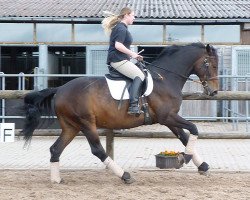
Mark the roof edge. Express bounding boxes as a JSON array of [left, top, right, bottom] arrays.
[[0, 16, 249, 24]]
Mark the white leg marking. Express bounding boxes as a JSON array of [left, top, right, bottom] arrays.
[[185, 134, 198, 155], [192, 149, 203, 167], [50, 162, 61, 183], [103, 157, 124, 178]]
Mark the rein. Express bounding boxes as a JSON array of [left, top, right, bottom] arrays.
[[141, 56, 217, 86], [142, 60, 202, 85]]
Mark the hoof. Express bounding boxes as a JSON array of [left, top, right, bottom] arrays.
[[198, 162, 210, 176], [123, 177, 136, 184], [178, 153, 193, 165], [121, 172, 136, 184], [199, 171, 210, 176], [178, 154, 184, 165], [183, 154, 193, 164]]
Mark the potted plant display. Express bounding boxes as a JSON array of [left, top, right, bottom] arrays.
[[155, 150, 183, 169]]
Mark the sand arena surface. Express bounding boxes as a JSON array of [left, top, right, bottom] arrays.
[[0, 169, 249, 200]]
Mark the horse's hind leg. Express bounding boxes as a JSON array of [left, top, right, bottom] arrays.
[[83, 127, 135, 184], [50, 124, 79, 183], [163, 113, 199, 164], [168, 126, 209, 174]]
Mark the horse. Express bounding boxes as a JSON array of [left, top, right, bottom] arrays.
[[20, 43, 219, 184]]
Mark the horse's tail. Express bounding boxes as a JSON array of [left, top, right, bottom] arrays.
[[20, 88, 58, 147]]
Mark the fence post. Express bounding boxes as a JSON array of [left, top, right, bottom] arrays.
[[0, 72, 5, 123], [106, 130, 114, 159]]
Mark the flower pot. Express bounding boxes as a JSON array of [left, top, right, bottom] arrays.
[[155, 154, 183, 169]]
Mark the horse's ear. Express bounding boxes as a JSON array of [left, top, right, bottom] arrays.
[[206, 44, 211, 54]]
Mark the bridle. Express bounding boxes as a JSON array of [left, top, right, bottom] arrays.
[[199, 55, 218, 91]]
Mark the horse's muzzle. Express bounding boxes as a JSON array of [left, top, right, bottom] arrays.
[[204, 87, 218, 96], [210, 90, 218, 96], [202, 81, 218, 96]]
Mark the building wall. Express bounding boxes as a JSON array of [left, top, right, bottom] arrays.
[[242, 30, 250, 44], [0, 21, 250, 123]]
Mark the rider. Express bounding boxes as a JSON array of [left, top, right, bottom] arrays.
[[102, 7, 145, 116]]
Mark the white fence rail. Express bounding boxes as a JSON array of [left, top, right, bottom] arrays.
[[0, 71, 250, 131]]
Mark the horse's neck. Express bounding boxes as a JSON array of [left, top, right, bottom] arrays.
[[151, 46, 206, 97], [149, 72, 185, 102], [153, 61, 193, 91], [163, 72, 187, 92]]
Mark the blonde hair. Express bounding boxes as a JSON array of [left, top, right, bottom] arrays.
[[102, 7, 133, 36]]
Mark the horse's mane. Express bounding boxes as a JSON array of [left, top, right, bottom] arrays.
[[157, 43, 207, 59]]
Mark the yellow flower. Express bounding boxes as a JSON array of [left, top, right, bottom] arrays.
[[159, 150, 179, 156]]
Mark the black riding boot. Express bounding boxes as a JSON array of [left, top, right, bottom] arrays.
[[128, 77, 143, 116]]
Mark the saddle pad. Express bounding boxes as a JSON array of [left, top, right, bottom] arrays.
[[105, 72, 153, 100]]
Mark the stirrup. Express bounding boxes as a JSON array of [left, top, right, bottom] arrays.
[[127, 105, 143, 117]]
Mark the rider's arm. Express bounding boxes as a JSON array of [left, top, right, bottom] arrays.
[[115, 41, 143, 60]]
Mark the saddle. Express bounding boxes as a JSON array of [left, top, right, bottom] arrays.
[[104, 63, 153, 100]]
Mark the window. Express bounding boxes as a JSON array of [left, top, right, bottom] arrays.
[[75, 24, 109, 42], [204, 25, 240, 43], [0, 23, 33, 42], [238, 50, 250, 75], [166, 25, 201, 42], [129, 25, 163, 43], [36, 24, 71, 42]]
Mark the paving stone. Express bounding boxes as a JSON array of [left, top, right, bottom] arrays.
[[1, 134, 250, 172]]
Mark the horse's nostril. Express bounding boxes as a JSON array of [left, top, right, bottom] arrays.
[[210, 90, 218, 96]]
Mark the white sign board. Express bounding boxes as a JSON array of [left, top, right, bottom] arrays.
[[0, 123, 15, 142]]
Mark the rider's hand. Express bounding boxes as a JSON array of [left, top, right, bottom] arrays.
[[136, 55, 143, 61], [131, 52, 143, 61]]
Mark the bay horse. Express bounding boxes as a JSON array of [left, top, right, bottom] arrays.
[[21, 43, 219, 184]]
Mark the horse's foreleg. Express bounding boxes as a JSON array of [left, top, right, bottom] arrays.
[[50, 128, 78, 183], [168, 126, 209, 174], [84, 129, 135, 184]]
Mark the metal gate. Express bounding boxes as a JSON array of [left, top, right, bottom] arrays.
[[86, 45, 109, 75], [86, 45, 138, 75], [231, 47, 250, 121]]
